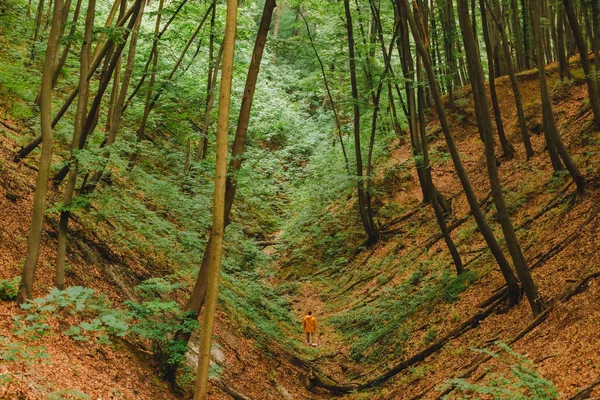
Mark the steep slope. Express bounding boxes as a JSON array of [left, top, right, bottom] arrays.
[[273, 58, 600, 399]]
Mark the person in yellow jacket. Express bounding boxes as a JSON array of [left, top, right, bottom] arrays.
[[303, 311, 317, 345]]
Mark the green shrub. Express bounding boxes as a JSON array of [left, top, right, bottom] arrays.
[[441, 343, 558, 399], [0, 277, 20, 300]]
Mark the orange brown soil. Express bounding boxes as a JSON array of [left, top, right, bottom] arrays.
[[3, 57, 600, 400], [280, 59, 600, 399], [0, 120, 316, 398]]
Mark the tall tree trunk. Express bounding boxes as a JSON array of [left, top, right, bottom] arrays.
[[169, 0, 277, 379], [80, 1, 141, 195], [485, 0, 534, 158], [531, 0, 586, 193], [195, 4, 218, 163], [30, 0, 46, 60], [557, 5, 573, 79], [300, 10, 350, 172], [481, 0, 515, 159], [458, 0, 544, 315], [15, 2, 139, 162], [562, 0, 600, 126], [56, 0, 95, 290], [18, 0, 64, 304], [193, 0, 237, 395], [52, 0, 144, 185], [397, 0, 521, 305], [345, 0, 378, 245], [127, 0, 165, 168]]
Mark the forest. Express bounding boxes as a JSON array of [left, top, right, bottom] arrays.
[[1, 0, 600, 398]]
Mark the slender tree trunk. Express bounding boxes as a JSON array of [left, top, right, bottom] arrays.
[[345, 0, 378, 245], [481, 0, 514, 159], [194, 4, 218, 163], [92, 0, 122, 61], [18, 0, 64, 304], [557, 5, 573, 79], [127, 0, 165, 169], [15, 3, 139, 161], [30, 0, 46, 60], [193, 0, 237, 395], [56, 0, 95, 290], [52, 0, 144, 185], [563, 0, 600, 126], [397, 0, 521, 305], [485, 0, 534, 158], [121, 0, 192, 112], [531, 0, 586, 193], [458, 0, 544, 315], [169, 1, 277, 377], [300, 11, 350, 172]]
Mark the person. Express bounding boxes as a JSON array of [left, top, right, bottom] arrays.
[[302, 311, 317, 345]]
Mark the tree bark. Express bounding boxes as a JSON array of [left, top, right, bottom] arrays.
[[345, 0, 379, 245], [14, 2, 139, 162], [56, 0, 95, 290], [170, 0, 277, 376], [562, 0, 600, 126], [485, 0, 534, 158], [457, 0, 544, 315], [531, 0, 586, 193], [18, 0, 64, 303], [193, 0, 237, 394], [397, 0, 521, 305], [480, 0, 515, 159]]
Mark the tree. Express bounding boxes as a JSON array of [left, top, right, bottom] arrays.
[[193, 0, 238, 395], [169, 0, 277, 377], [562, 0, 600, 127], [457, 0, 544, 315], [530, 0, 586, 193], [55, 0, 95, 289], [18, 0, 64, 303], [397, 0, 521, 305], [344, 0, 379, 246]]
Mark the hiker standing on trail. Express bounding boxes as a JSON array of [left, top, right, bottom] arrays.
[[303, 311, 317, 345]]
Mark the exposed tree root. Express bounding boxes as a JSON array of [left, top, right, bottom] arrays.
[[569, 376, 600, 400], [213, 378, 255, 400]]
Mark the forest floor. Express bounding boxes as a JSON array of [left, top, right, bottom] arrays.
[[273, 58, 600, 399], [0, 113, 317, 398], [3, 56, 600, 400]]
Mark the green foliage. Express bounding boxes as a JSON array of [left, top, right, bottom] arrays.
[[14, 287, 129, 342], [0, 276, 20, 300], [441, 344, 558, 399], [440, 270, 478, 303], [331, 262, 477, 362]]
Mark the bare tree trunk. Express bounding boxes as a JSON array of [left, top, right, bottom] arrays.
[[169, 1, 277, 381], [458, 0, 544, 315], [397, 0, 521, 305], [300, 10, 350, 172], [18, 0, 64, 304], [30, 0, 46, 60], [557, 5, 573, 79], [485, 0, 534, 158], [194, 4, 219, 163], [15, 3, 139, 161], [531, 0, 586, 193], [56, 0, 95, 290], [563, 0, 600, 126], [481, 0, 515, 159], [193, 0, 237, 394], [52, 0, 144, 185], [345, 0, 378, 245], [126, 0, 165, 169]]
